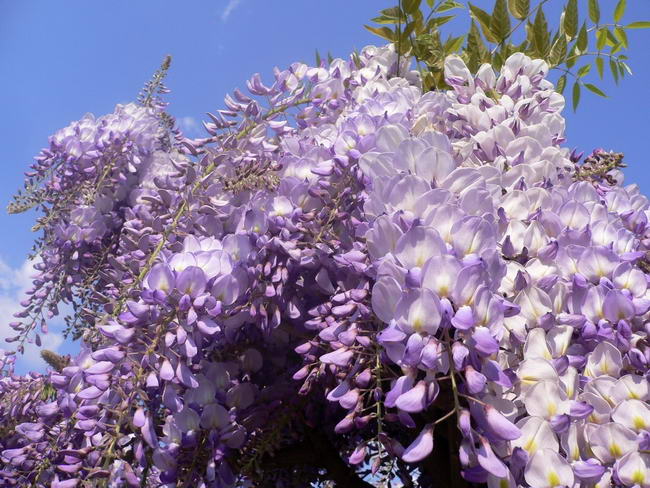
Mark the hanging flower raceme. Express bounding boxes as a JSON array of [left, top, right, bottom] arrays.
[[2, 43, 650, 488]]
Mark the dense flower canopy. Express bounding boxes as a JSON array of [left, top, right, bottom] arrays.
[[1, 44, 650, 487]]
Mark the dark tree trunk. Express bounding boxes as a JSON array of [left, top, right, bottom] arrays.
[[259, 430, 374, 488]]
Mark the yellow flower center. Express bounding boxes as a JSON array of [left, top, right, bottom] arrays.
[[633, 416, 647, 430], [547, 471, 561, 487], [609, 443, 623, 458]]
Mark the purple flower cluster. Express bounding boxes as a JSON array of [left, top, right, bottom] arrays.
[[2, 43, 650, 487]]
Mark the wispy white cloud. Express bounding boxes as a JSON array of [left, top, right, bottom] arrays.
[[178, 116, 200, 136], [221, 0, 243, 22], [0, 258, 64, 372]]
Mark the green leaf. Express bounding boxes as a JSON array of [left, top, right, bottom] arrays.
[[605, 29, 619, 47], [380, 7, 401, 19], [549, 34, 567, 66], [444, 34, 466, 53], [403, 0, 421, 15], [595, 56, 604, 78], [566, 43, 578, 68], [507, 0, 529, 20], [577, 23, 588, 52], [352, 51, 362, 69], [469, 3, 499, 43], [428, 15, 456, 28], [364, 25, 395, 41], [427, 0, 435, 7], [371, 15, 400, 25], [596, 28, 608, 50], [577, 64, 592, 78], [563, 0, 578, 39], [532, 7, 550, 57], [403, 21, 417, 39], [436, 0, 463, 12], [627, 21, 650, 29], [466, 20, 490, 71], [491, 0, 511, 42], [556, 74, 567, 94], [620, 60, 633, 75], [584, 83, 607, 97], [614, 26, 629, 48], [572, 81, 581, 111], [610, 58, 620, 83], [588, 0, 600, 24], [614, 0, 626, 23], [315, 50, 322, 67]]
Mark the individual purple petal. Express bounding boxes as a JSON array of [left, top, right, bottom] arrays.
[[76, 386, 103, 400], [133, 408, 146, 428], [146, 263, 175, 293], [385, 375, 415, 408], [549, 414, 570, 433], [485, 405, 521, 441], [319, 348, 354, 367], [465, 366, 487, 394], [84, 361, 114, 375], [377, 324, 407, 343], [141, 415, 158, 448], [483, 360, 512, 388], [327, 381, 350, 403], [176, 266, 207, 298], [394, 226, 446, 269], [160, 359, 174, 381], [396, 381, 435, 413], [196, 317, 221, 335], [476, 436, 508, 477], [603, 289, 635, 322], [452, 306, 475, 330], [402, 425, 434, 463], [569, 400, 594, 419], [91, 347, 125, 363], [573, 459, 605, 481], [472, 328, 499, 356], [348, 444, 367, 465], [51, 479, 79, 488], [176, 362, 199, 388]]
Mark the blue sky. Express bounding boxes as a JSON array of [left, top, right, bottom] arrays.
[[1, 0, 649, 371]]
